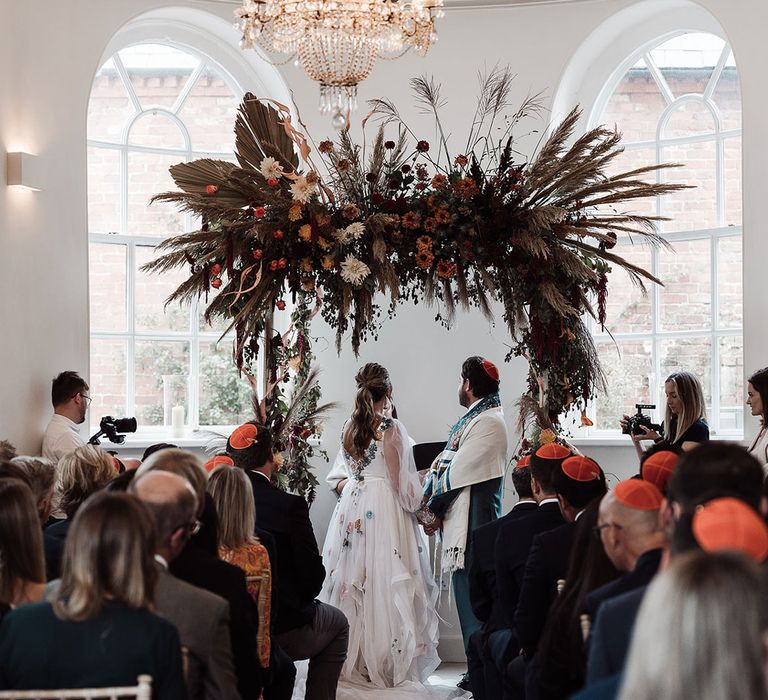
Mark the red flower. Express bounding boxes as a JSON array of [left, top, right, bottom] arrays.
[[205, 184, 218, 195], [416, 140, 430, 153], [269, 260, 278, 271], [278, 258, 287, 269], [401, 164, 411, 174], [267, 178, 279, 187], [210, 263, 222, 276], [365, 172, 377, 183], [253, 206, 266, 218], [273, 229, 284, 239], [454, 154, 469, 167], [211, 278, 222, 289], [319, 140, 334, 154], [276, 299, 286, 310], [253, 249, 263, 260], [371, 192, 384, 205], [384, 140, 396, 149]]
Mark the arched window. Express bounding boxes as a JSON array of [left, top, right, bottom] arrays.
[[88, 42, 253, 435], [589, 32, 742, 436]]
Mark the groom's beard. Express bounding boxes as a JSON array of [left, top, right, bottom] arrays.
[[459, 388, 470, 408]]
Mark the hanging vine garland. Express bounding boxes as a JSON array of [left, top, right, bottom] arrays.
[[144, 70, 686, 498]]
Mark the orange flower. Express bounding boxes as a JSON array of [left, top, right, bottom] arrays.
[[298, 224, 313, 241], [401, 211, 421, 230], [436, 260, 458, 279], [431, 174, 448, 190], [315, 212, 331, 228], [454, 154, 469, 167], [580, 412, 594, 427], [341, 203, 360, 220], [301, 278, 316, 291], [454, 177, 479, 200], [322, 255, 335, 270], [435, 208, 451, 225], [415, 250, 434, 269], [300, 257, 313, 273], [539, 429, 557, 445], [423, 217, 437, 233], [317, 236, 333, 251], [288, 203, 303, 221], [427, 195, 441, 210], [416, 235, 433, 251]]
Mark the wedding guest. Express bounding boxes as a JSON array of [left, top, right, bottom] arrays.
[[228, 422, 348, 700], [11, 456, 55, 523], [638, 446, 681, 495], [422, 356, 509, 691], [44, 444, 115, 579], [617, 551, 768, 700], [0, 479, 46, 622], [132, 470, 241, 700], [0, 492, 186, 698], [621, 371, 709, 459], [41, 371, 89, 462], [746, 367, 768, 468]]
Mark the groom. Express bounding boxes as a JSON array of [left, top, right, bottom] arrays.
[[423, 356, 509, 686]]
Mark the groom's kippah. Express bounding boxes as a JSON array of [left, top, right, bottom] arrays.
[[482, 359, 500, 382], [204, 454, 235, 473], [615, 479, 663, 510], [561, 456, 601, 482], [692, 497, 768, 562], [229, 422, 259, 450], [535, 443, 571, 460], [641, 450, 678, 493]]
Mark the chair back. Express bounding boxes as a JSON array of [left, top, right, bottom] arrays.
[[556, 579, 566, 594], [0, 675, 152, 700], [413, 442, 445, 471]]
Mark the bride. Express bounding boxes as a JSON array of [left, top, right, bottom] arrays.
[[321, 362, 441, 692]]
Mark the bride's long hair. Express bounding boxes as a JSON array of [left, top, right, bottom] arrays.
[[344, 363, 392, 459]]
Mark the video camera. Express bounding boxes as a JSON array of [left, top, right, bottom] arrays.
[[88, 416, 138, 446], [622, 404, 663, 437]]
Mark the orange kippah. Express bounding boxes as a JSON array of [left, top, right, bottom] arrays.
[[692, 497, 768, 563], [204, 455, 235, 473], [482, 359, 500, 382], [641, 451, 678, 492], [229, 423, 259, 450], [516, 454, 531, 468], [615, 479, 663, 511], [561, 455, 601, 482], [536, 443, 571, 460]]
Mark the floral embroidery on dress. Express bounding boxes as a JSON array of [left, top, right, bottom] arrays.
[[343, 417, 395, 481], [365, 510, 374, 519]]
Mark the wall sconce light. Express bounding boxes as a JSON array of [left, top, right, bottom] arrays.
[[7, 152, 43, 191]]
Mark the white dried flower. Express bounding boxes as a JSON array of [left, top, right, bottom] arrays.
[[339, 255, 371, 287], [259, 156, 283, 179], [333, 227, 351, 245], [345, 222, 365, 240], [290, 175, 315, 204]]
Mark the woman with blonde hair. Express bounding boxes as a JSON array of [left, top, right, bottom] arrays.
[[0, 492, 186, 698], [320, 362, 440, 691], [207, 465, 272, 669], [0, 479, 46, 621], [44, 444, 116, 579], [618, 550, 768, 700]]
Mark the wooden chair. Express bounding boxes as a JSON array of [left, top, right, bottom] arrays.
[[0, 675, 152, 700]]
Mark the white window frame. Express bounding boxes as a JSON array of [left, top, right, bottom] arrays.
[[584, 33, 743, 439]]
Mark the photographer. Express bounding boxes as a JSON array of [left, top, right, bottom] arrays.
[[42, 372, 88, 462], [621, 371, 709, 460]]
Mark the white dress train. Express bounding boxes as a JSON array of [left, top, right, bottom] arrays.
[[320, 418, 443, 696]]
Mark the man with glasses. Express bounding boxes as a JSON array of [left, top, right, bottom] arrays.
[[42, 371, 89, 462]]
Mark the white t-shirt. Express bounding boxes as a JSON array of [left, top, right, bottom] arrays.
[[42, 414, 85, 462], [749, 425, 768, 473]]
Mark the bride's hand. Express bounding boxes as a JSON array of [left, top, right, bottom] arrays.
[[335, 478, 349, 496]]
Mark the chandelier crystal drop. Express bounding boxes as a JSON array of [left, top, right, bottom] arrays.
[[236, 0, 443, 125]]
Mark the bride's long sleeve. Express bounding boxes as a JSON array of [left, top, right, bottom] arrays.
[[383, 419, 424, 513]]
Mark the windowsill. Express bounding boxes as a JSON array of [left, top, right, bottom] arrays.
[[570, 433, 745, 447]]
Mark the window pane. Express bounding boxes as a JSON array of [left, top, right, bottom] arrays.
[[135, 245, 191, 332], [718, 236, 742, 329], [128, 111, 186, 150], [199, 306, 233, 334], [87, 147, 121, 235], [603, 146, 657, 218], [600, 243, 653, 334], [600, 60, 667, 143], [659, 140, 718, 232], [135, 341, 190, 426], [659, 239, 711, 331], [724, 136, 742, 226], [719, 335, 744, 433], [199, 342, 253, 426], [650, 33, 726, 99], [594, 339, 653, 430], [89, 243, 127, 331], [126, 152, 185, 236], [89, 338, 127, 432], [662, 99, 716, 140], [660, 336, 713, 405], [713, 62, 741, 130], [87, 58, 136, 143], [119, 44, 198, 110], [178, 65, 240, 152]]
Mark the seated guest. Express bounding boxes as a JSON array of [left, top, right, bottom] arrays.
[[0, 441, 17, 461], [142, 442, 178, 462], [525, 500, 619, 700], [0, 479, 47, 621], [638, 447, 680, 495], [41, 371, 89, 462], [467, 460, 537, 700], [0, 492, 186, 698], [44, 445, 115, 579], [11, 456, 55, 523], [227, 422, 349, 700], [207, 465, 272, 670], [583, 480, 666, 619], [139, 448, 264, 700], [617, 551, 768, 700], [132, 470, 241, 700]]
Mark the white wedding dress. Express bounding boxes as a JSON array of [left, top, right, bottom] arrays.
[[319, 417, 445, 698]]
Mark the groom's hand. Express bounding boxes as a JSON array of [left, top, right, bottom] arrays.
[[423, 518, 442, 536]]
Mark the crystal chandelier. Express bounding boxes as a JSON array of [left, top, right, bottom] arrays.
[[236, 0, 443, 127]]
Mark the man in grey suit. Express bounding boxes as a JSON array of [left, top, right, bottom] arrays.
[[132, 471, 242, 700]]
